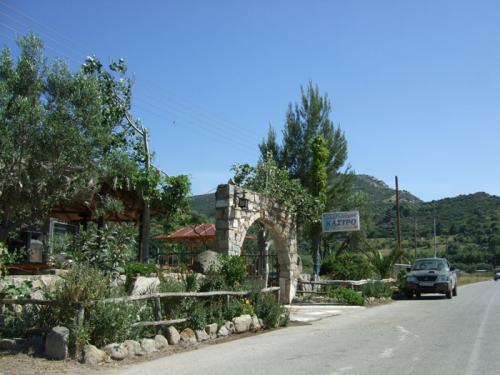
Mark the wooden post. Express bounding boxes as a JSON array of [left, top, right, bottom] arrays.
[[0, 303, 4, 328], [75, 303, 85, 327], [395, 176, 402, 250], [153, 297, 162, 333]]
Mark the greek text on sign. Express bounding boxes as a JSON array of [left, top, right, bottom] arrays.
[[322, 211, 360, 232]]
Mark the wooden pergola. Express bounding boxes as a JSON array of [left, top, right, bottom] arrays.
[[50, 183, 146, 225], [49, 183, 151, 260]]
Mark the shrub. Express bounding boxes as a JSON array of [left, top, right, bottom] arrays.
[[328, 287, 365, 306], [188, 301, 207, 330], [396, 270, 407, 291], [87, 301, 139, 347], [199, 273, 225, 292], [223, 298, 244, 321], [125, 262, 157, 278], [183, 273, 199, 292], [1, 280, 33, 298], [320, 252, 373, 280], [71, 226, 137, 281], [0, 304, 42, 338], [205, 302, 225, 327], [0, 242, 10, 278], [220, 255, 247, 289], [254, 294, 288, 328], [159, 278, 186, 319], [53, 264, 109, 305], [360, 281, 392, 299]]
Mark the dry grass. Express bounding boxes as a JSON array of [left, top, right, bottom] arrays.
[[457, 273, 492, 286]]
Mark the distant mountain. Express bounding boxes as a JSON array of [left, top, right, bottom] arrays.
[[353, 174, 422, 206], [190, 193, 216, 219], [190, 175, 500, 240]]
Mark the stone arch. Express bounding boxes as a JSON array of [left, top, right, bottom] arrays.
[[215, 182, 299, 303]]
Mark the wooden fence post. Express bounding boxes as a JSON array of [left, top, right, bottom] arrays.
[[153, 297, 162, 333], [0, 303, 4, 328], [75, 303, 85, 327]]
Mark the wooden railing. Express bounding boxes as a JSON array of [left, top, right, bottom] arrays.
[[0, 287, 281, 331]]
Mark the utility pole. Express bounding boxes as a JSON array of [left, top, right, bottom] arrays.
[[395, 176, 401, 250], [433, 218, 437, 258], [414, 218, 417, 262], [126, 113, 151, 262]]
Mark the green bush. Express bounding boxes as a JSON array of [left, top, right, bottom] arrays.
[[1, 280, 33, 298], [87, 301, 139, 347], [223, 298, 244, 321], [0, 304, 42, 338], [328, 287, 365, 306], [71, 226, 137, 280], [53, 264, 109, 306], [188, 301, 207, 330], [360, 281, 392, 299], [320, 252, 373, 280], [0, 242, 10, 278], [125, 262, 157, 277], [254, 294, 289, 328], [183, 273, 199, 292], [199, 273, 225, 292], [220, 255, 247, 289], [205, 302, 225, 327], [159, 278, 186, 319]]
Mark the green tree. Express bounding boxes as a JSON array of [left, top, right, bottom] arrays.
[[0, 34, 140, 241], [279, 81, 353, 209], [259, 82, 356, 260], [308, 135, 329, 275]]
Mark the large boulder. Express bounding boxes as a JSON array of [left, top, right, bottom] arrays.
[[45, 326, 69, 360], [193, 250, 220, 274], [103, 343, 128, 360], [250, 315, 261, 332], [232, 315, 252, 333], [224, 321, 235, 334], [205, 323, 218, 339], [123, 340, 144, 357], [180, 328, 197, 345], [217, 326, 230, 337], [140, 338, 158, 354], [164, 326, 181, 345], [154, 335, 169, 350], [83, 345, 109, 365], [195, 329, 210, 342], [131, 277, 160, 295]]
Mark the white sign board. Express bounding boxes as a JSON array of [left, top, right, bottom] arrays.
[[322, 211, 360, 233]]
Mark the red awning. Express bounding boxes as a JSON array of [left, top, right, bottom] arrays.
[[154, 223, 256, 241]]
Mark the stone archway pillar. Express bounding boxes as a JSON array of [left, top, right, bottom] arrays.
[[215, 182, 299, 303]]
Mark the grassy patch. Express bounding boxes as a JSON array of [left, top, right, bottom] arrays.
[[457, 273, 492, 286]]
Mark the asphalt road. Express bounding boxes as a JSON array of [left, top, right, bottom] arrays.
[[111, 280, 500, 375]]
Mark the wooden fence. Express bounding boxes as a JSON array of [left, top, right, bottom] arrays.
[[0, 287, 281, 332]]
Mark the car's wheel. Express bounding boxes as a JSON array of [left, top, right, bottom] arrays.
[[446, 290, 452, 299], [415, 292, 421, 299], [405, 291, 413, 299], [452, 285, 457, 296]]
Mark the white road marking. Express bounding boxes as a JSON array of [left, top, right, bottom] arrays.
[[379, 347, 395, 358]]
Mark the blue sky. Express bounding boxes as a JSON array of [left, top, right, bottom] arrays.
[[1, 0, 500, 201]]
